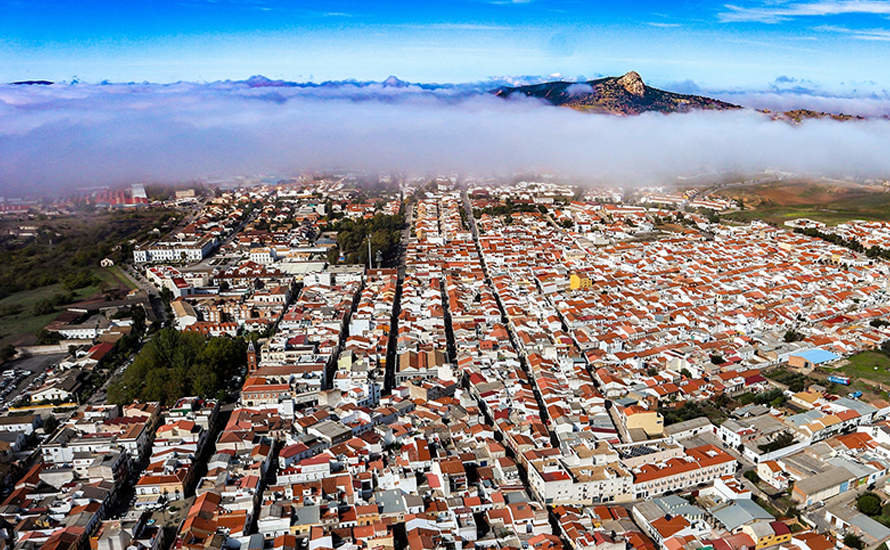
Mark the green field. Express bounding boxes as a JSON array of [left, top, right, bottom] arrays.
[[0, 267, 129, 347], [717, 182, 890, 226], [0, 286, 69, 347], [104, 266, 137, 291], [839, 351, 890, 386], [725, 206, 890, 226]]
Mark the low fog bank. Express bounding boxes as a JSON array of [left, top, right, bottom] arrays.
[[715, 91, 890, 117], [2, 80, 890, 196]]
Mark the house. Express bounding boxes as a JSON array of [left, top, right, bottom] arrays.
[[31, 371, 81, 404], [787, 349, 839, 370], [616, 405, 664, 441], [0, 413, 41, 435], [791, 466, 856, 507], [740, 520, 791, 550], [171, 300, 199, 330], [756, 460, 791, 491]]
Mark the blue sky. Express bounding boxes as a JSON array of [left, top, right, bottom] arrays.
[[1, 0, 890, 92]]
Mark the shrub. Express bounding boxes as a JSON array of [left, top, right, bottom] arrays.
[[858, 492, 883, 516]]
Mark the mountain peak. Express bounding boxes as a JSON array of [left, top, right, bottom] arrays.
[[382, 75, 408, 88], [617, 71, 645, 96], [491, 71, 740, 115], [244, 75, 295, 88]]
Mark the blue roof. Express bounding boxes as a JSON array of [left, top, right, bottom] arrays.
[[793, 348, 839, 364]]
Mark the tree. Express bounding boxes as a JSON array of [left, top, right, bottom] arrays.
[[107, 328, 246, 405], [0, 344, 15, 363], [844, 534, 864, 549], [858, 492, 883, 516], [758, 431, 796, 453], [33, 299, 56, 315], [743, 470, 760, 484], [42, 414, 59, 434], [36, 330, 61, 345], [61, 270, 98, 291]]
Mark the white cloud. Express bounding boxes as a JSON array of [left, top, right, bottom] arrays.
[[2, 80, 890, 195], [720, 1, 890, 23], [815, 23, 890, 39]]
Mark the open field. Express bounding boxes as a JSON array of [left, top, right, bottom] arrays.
[[0, 208, 176, 348], [0, 267, 129, 347], [716, 181, 890, 225], [106, 265, 138, 290], [840, 351, 890, 386], [0, 286, 68, 347]]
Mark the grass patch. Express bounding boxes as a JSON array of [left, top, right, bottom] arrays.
[[0, 268, 124, 347], [0, 285, 70, 346], [725, 207, 890, 226], [718, 181, 890, 226], [765, 367, 812, 392], [841, 352, 890, 386], [106, 266, 137, 291]]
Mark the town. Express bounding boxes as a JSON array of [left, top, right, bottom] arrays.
[[5, 175, 890, 550]]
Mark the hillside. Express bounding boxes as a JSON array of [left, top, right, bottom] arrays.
[[492, 71, 741, 115]]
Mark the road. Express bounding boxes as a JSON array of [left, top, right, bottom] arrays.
[[121, 265, 168, 325], [192, 207, 260, 270]]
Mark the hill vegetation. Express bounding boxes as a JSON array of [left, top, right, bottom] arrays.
[[719, 181, 890, 225], [493, 71, 740, 115], [0, 208, 178, 298], [493, 71, 869, 121]]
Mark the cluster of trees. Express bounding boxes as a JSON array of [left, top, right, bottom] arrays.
[[107, 328, 246, 405], [0, 344, 15, 364], [472, 201, 541, 219], [766, 368, 811, 392], [757, 431, 796, 453], [659, 397, 729, 426], [793, 226, 890, 258], [737, 388, 786, 408], [33, 292, 77, 316], [324, 214, 404, 267], [856, 492, 890, 529]]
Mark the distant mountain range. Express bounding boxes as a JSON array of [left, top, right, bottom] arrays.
[[491, 71, 878, 122], [6, 72, 878, 121], [492, 71, 741, 115]]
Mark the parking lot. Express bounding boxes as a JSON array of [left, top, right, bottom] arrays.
[[0, 352, 66, 410]]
